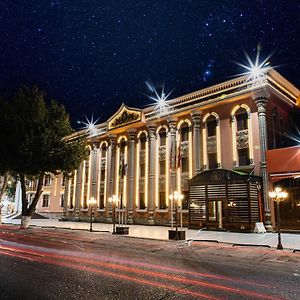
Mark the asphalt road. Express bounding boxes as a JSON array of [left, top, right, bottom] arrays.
[[0, 225, 299, 300]]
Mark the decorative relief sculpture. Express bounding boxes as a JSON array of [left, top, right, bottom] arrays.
[[181, 141, 189, 157], [111, 111, 139, 128], [159, 145, 166, 161], [236, 129, 249, 149], [207, 136, 217, 153]]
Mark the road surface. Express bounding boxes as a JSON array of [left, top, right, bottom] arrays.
[[0, 225, 299, 299]]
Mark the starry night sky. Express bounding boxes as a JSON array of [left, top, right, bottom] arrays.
[[0, 1, 299, 127]]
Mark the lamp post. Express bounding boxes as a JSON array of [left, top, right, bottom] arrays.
[[88, 197, 97, 232], [169, 191, 184, 240], [269, 187, 288, 250], [109, 195, 119, 234]]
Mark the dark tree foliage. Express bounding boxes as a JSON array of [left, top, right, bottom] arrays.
[[0, 86, 88, 224]]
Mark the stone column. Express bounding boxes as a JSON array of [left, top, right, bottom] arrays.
[[253, 92, 272, 231], [147, 123, 156, 224], [90, 143, 99, 201], [74, 162, 84, 221], [61, 177, 69, 221], [106, 135, 116, 222], [127, 129, 136, 224], [168, 117, 177, 226], [191, 110, 203, 175]]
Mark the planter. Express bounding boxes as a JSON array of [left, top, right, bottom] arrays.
[[114, 226, 129, 235], [168, 229, 186, 240]]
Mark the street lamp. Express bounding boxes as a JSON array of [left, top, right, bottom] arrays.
[[269, 187, 288, 250], [169, 191, 184, 240], [108, 195, 119, 234], [88, 197, 97, 232]]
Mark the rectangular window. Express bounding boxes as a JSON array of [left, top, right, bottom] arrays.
[[140, 163, 145, 177], [159, 192, 166, 209], [181, 126, 189, 142], [44, 175, 51, 186], [181, 157, 189, 173], [238, 148, 250, 166], [100, 169, 106, 181], [85, 163, 89, 184], [139, 193, 146, 209], [42, 194, 50, 207], [159, 161, 166, 175], [159, 132, 166, 146], [208, 153, 218, 169], [207, 120, 217, 137], [61, 175, 67, 187], [236, 113, 248, 131], [140, 136, 147, 150], [99, 194, 105, 209]]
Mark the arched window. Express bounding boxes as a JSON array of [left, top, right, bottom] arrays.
[[204, 115, 219, 169], [98, 143, 107, 209], [116, 136, 128, 206], [158, 127, 167, 209], [68, 172, 76, 209], [82, 147, 91, 209], [139, 132, 147, 209], [232, 106, 252, 167]]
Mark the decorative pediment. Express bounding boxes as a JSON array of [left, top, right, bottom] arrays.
[[107, 103, 142, 130]]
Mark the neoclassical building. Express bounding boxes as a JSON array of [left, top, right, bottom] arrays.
[[60, 69, 299, 231]]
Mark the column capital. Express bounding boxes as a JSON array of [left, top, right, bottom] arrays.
[[252, 91, 270, 104], [108, 134, 116, 148], [191, 109, 203, 119], [127, 128, 137, 140]]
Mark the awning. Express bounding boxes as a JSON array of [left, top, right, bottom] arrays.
[[266, 146, 300, 181]]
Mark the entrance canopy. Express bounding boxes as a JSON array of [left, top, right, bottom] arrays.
[[266, 146, 300, 182]]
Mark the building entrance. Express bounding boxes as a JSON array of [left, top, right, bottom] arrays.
[[208, 200, 223, 229]]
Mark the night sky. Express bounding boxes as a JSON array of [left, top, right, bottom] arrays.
[[0, 1, 299, 127]]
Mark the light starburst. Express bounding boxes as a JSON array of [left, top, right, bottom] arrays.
[[81, 115, 100, 137], [146, 81, 173, 117], [235, 47, 272, 83]]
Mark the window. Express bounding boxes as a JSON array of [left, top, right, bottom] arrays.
[[181, 157, 189, 173], [159, 131, 166, 146], [99, 194, 105, 209], [140, 135, 147, 150], [159, 192, 166, 209], [139, 193, 146, 209], [206, 116, 217, 137], [236, 111, 248, 131], [208, 153, 218, 169], [61, 175, 67, 187], [83, 195, 88, 209], [238, 148, 250, 166], [84, 161, 89, 184], [159, 161, 166, 175], [42, 194, 50, 207], [101, 146, 107, 157], [44, 175, 51, 186], [140, 163, 145, 177], [60, 194, 64, 207], [100, 169, 106, 181], [181, 125, 189, 142]]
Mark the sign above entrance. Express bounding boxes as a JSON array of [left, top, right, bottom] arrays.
[[107, 103, 142, 130]]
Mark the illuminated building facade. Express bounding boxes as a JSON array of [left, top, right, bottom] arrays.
[[61, 69, 300, 231]]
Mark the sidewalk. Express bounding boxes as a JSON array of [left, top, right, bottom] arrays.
[[2, 217, 300, 250]]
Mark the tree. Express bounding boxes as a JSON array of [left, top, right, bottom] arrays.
[[0, 86, 88, 228]]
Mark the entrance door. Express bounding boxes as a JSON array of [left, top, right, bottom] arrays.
[[208, 200, 223, 229]]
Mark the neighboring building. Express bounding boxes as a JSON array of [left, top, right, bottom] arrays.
[[58, 69, 299, 231], [27, 173, 65, 218], [267, 146, 300, 230]]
